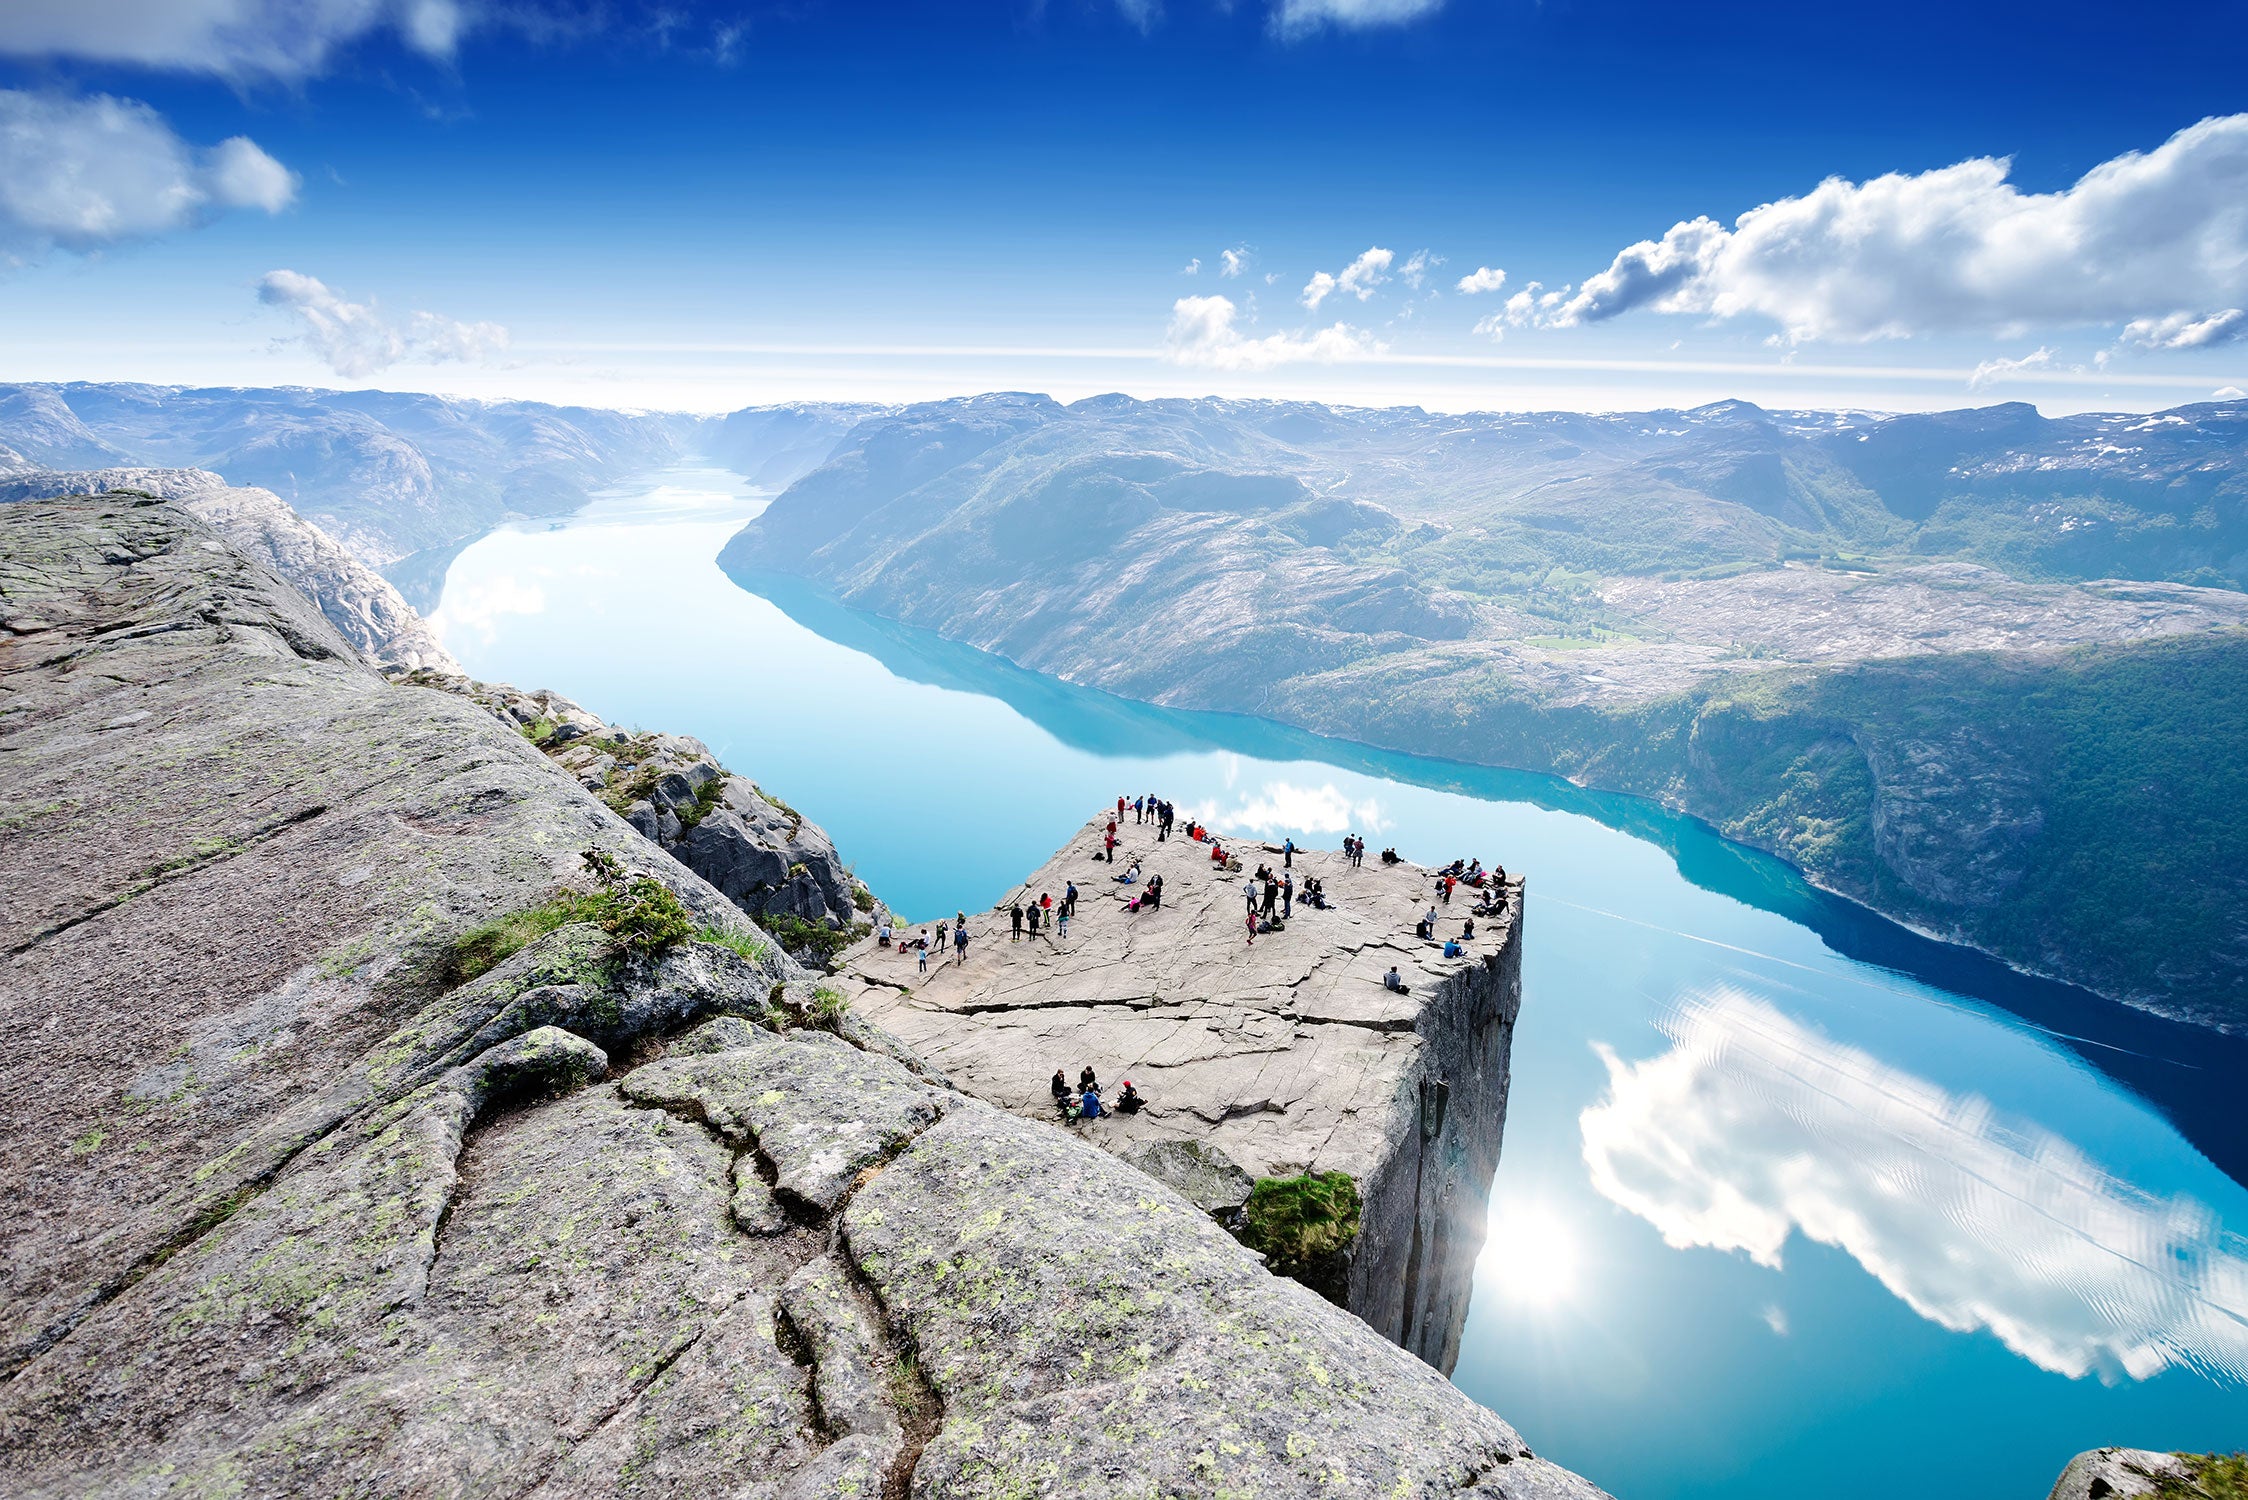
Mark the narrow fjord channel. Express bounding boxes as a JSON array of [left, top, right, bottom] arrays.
[[426, 469, 2248, 1500]]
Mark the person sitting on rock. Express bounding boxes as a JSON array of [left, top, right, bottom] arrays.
[[1116, 1080, 1143, 1114], [1146, 874, 1163, 909], [1080, 1085, 1104, 1121], [1114, 857, 1141, 883], [877, 918, 893, 948], [1415, 915, 1433, 941], [1051, 1069, 1069, 1109], [1080, 1065, 1098, 1093], [1443, 938, 1463, 958], [1384, 966, 1410, 994], [1462, 917, 1475, 940]]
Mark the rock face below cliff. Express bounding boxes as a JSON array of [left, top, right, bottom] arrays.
[[0, 497, 1603, 1499], [833, 814, 1526, 1375], [401, 671, 881, 958], [0, 468, 458, 673]]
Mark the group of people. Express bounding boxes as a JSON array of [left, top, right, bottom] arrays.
[[1006, 883, 1081, 943], [877, 910, 978, 971], [1124, 793, 1179, 839], [1051, 1065, 1144, 1125], [1240, 861, 1296, 944]]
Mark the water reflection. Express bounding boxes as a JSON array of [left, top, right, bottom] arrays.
[[1581, 991, 2248, 1383]]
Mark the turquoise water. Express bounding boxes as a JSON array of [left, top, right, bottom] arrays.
[[429, 469, 2248, 1499]]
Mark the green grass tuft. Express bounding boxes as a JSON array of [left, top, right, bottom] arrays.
[[1236, 1170, 1361, 1301]]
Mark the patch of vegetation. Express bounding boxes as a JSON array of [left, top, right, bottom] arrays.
[[432, 889, 615, 991], [692, 925, 773, 965], [2141, 1454, 2248, 1500], [1236, 1171, 1361, 1303], [679, 775, 726, 830], [850, 882, 876, 913], [430, 849, 697, 988], [754, 910, 870, 969], [807, 983, 851, 1028]]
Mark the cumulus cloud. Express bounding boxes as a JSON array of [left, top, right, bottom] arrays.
[[1220, 246, 1249, 278], [2119, 308, 2248, 351], [0, 90, 295, 255], [1518, 114, 2248, 349], [1456, 265, 1508, 295], [0, 0, 464, 80], [257, 269, 509, 378], [1302, 246, 1392, 310], [1968, 346, 2057, 390], [1580, 990, 2248, 1383], [1272, 0, 1444, 38], [1163, 294, 1376, 371]]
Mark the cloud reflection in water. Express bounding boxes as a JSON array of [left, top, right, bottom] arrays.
[[1580, 991, 2248, 1382]]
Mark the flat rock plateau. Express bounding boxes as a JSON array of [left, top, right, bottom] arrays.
[[0, 495, 1603, 1500], [837, 815, 1525, 1374]]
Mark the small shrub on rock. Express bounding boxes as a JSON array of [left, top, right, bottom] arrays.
[[1237, 1170, 1361, 1305]]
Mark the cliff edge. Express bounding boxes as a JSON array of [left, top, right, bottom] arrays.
[[0, 497, 1603, 1499], [834, 815, 1525, 1375]]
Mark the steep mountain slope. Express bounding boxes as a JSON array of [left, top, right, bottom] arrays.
[[720, 392, 2248, 1027]]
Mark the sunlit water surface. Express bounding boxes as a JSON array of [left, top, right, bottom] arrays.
[[428, 469, 2248, 1500]]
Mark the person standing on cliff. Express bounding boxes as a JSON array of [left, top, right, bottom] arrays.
[[954, 922, 970, 964], [1010, 902, 1024, 942], [1245, 909, 1258, 946], [1282, 873, 1293, 918], [1064, 881, 1078, 918], [1283, 837, 1294, 869]]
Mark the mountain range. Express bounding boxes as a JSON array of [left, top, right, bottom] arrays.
[[721, 391, 2248, 1028]]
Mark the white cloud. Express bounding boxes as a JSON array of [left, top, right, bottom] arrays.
[[1272, 0, 1444, 38], [2217, 386, 2246, 400], [0, 0, 464, 79], [0, 90, 296, 254], [1114, 0, 1162, 33], [1220, 247, 1249, 278], [1399, 248, 1439, 288], [1302, 245, 1392, 310], [1163, 295, 1377, 371], [1455, 265, 1508, 295], [1524, 114, 2248, 349], [1580, 990, 2248, 1384], [1471, 313, 1505, 342], [1181, 256, 1201, 276], [2119, 308, 2248, 351], [1968, 346, 2057, 390], [257, 269, 509, 378]]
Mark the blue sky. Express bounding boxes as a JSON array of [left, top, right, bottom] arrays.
[[4, 0, 2247, 413]]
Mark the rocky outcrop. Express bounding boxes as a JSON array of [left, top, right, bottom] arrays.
[[0, 467, 458, 673], [833, 815, 1526, 1374], [0, 495, 1602, 1497], [401, 672, 880, 957], [2047, 1448, 2246, 1499]]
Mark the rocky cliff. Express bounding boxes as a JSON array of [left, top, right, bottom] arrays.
[[830, 817, 1526, 1374], [0, 495, 1604, 1499], [0, 467, 458, 673]]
